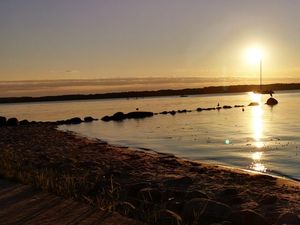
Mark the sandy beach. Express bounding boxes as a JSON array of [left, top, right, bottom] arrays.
[[0, 124, 300, 225]]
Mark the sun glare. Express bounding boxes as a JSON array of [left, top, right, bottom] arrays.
[[245, 46, 264, 64], [248, 92, 262, 104]]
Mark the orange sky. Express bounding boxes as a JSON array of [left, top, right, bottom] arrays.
[[1, 1, 300, 85]]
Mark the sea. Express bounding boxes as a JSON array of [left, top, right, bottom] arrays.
[[1, 90, 300, 180]]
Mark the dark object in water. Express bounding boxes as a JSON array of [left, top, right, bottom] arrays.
[[102, 111, 154, 122], [84, 116, 97, 122], [7, 118, 19, 126], [223, 105, 232, 109], [266, 97, 278, 106], [0, 116, 7, 126], [248, 102, 260, 106]]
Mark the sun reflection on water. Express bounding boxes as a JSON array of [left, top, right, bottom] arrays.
[[249, 95, 267, 172]]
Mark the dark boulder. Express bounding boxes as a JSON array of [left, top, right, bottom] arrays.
[[101, 116, 111, 121], [0, 116, 7, 126], [170, 110, 176, 115], [223, 105, 232, 109], [197, 108, 203, 112], [126, 111, 154, 119], [19, 120, 30, 125], [7, 118, 19, 126], [266, 97, 278, 106], [84, 116, 97, 122], [69, 117, 82, 124], [111, 112, 126, 121]]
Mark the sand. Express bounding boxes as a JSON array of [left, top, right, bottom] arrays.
[[0, 124, 299, 225]]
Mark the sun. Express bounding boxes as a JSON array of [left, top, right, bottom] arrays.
[[245, 45, 264, 64]]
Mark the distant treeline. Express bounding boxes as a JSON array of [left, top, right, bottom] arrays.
[[0, 83, 300, 104]]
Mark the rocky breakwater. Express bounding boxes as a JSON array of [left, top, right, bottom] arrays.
[[0, 115, 98, 127], [101, 111, 154, 122]]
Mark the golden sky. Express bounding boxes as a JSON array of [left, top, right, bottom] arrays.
[[1, 0, 300, 83]]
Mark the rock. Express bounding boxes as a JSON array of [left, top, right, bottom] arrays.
[[170, 110, 176, 115], [259, 194, 278, 205], [275, 212, 300, 225], [160, 111, 168, 115], [234, 105, 244, 108], [229, 209, 268, 225], [223, 105, 232, 109], [197, 108, 203, 111], [0, 116, 7, 126], [69, 117, 82, 124], [266, 97, 278, 106], [7, 118, 19, 126], [102, 111, 153, 122], [164, 176, 193, 187], [216, 107, 222, 110], [84, 116, 97, 122], [101, 116, 111, 121], [19, 120, 30, 125], [138, 188, 162, 203], [248, 102, 260, 106], [182, 198, 232, 224], [126, 111, 154, 119]]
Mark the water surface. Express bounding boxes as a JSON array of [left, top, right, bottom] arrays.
[[1, 91, 300, 180]]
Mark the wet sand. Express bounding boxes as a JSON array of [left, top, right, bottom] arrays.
[[0, 124, 299, 225]]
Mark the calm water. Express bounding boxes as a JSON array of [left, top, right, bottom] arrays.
[[1, 91, 300, 180]]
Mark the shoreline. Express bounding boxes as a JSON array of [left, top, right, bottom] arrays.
[[1, 83, 300, 104], [1, 124, 300, 224]]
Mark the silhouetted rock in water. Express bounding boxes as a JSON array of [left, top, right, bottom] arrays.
[[216, 106, 222, 110], [101, 116, 110, 121], [178, 109, 187, 113], [84, 116, 97, 122], [196, 108, 203, 112], [248, 102, 260, 106], [102, 111, 154, 121], [126, 111, 154, 119], [69, 117, 82, 124], [0, 116, 6, 126], [160, 111, 168, 115], [170, 110, 176, 115], [275, 212, 300, 225], [229, 210, 268, 225], [266, 97, 278, 106], [203, 107, 216, 111], [234, 105, 244, 107], [183, 198, 232, 224], [223, 105, 232, 109], [7, 118, 19, 126], [19, 120, 30, 125], [111, 112, 126, 121]]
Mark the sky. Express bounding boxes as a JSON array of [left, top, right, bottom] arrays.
[[0, 0, 300, 96]]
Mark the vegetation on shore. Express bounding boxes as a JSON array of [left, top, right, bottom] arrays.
[[0, 83, 299, 104]]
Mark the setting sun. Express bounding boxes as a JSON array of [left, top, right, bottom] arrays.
[[245, 45, 264, 64]]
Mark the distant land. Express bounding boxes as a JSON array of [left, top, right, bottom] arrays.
[[0, 83, 300, 104]]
